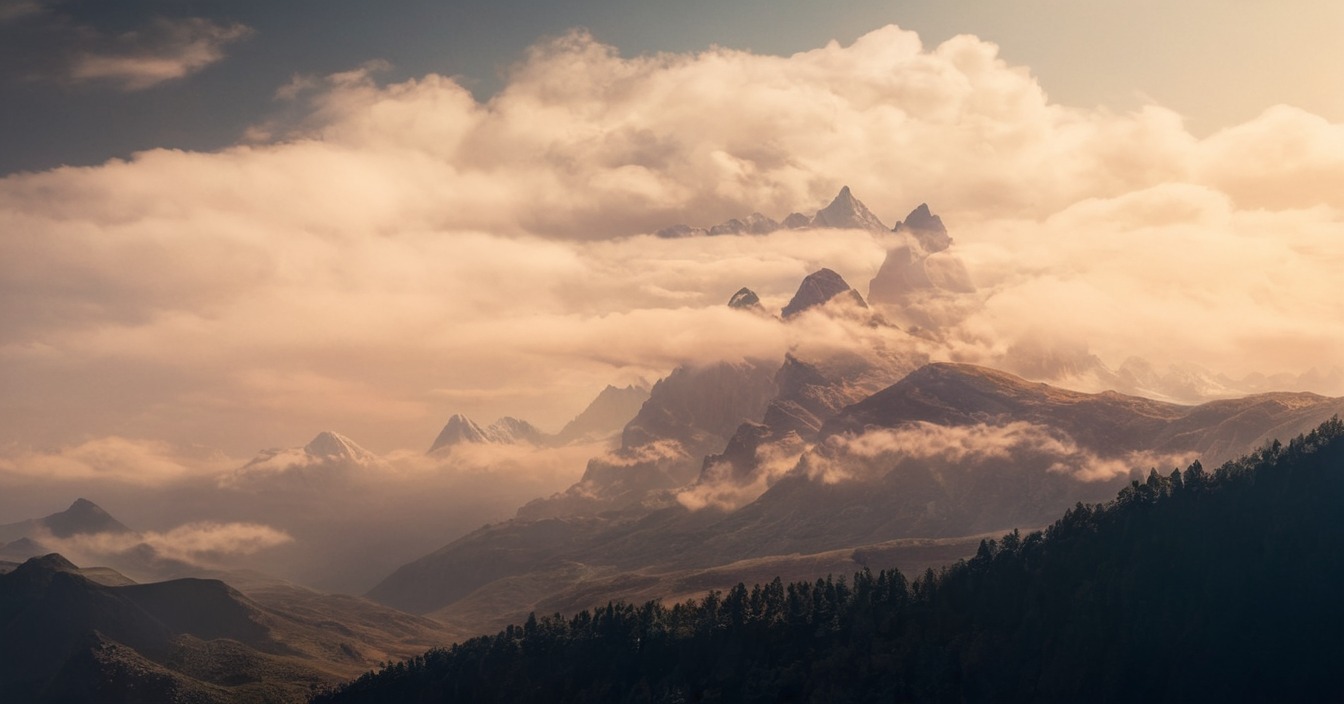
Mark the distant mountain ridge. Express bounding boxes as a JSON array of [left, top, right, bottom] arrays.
[[366, 362, 1344, 628], [655, 185, 898, 238], [0, 498, 130, 544], [428, 383, 651, 453], [316, 419, 1344, 704]]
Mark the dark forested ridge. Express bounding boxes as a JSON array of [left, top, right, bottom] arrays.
[[314, 418, 1344, 703]]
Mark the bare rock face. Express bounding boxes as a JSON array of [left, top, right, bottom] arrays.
[[868, 203, 974, 313], [893, 202, 951, 252], [742, 212, 781, 234], [811, 186, 888, 231], [708, 213, 780, 236], [781, 268, 867, 319], [727, 287, 768, 316], [518, 360, 779, 519], [781, 212, 812, 229]]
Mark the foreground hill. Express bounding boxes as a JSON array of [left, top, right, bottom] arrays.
[[316, 418, 1344, 703], [0, 555, 456, 704]]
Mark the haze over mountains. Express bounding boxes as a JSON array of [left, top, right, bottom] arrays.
[[1, 9, 1341, 700], [4, 188, 1338, 600], [316, 420, 1344, 703], [368, 355, 1344, 630], [0, 183, 1337, 701]]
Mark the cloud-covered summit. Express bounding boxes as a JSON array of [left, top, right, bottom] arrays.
[[0, 22, 1340, 464]]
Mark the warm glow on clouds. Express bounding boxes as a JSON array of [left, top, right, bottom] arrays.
[[0, 23, 1341, 468], [69, 17, 253, 90]]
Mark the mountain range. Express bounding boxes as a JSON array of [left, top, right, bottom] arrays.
[[368, 354, 1344, 632], [427, 383, 651, 454], [5, 186, 1341, 701], [314, 419, 1344, 703], [357, 194, 1344, 635]]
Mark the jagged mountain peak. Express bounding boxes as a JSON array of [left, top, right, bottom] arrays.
[[491, 417, 543, 442], [728, 287, 763, 311], [812, 186, 888, 231], [781, 268, 868, 319], [893, 202, 951, 252], [303, 430, 372, 459], [42, 498, 131, 538], [428, 415, 492, 452], [428, 414, 548, 453]]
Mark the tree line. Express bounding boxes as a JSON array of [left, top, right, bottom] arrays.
[[314, 418, 1344, 703]]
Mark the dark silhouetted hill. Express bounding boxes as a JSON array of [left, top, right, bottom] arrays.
[[316, 418, 1344, 703]]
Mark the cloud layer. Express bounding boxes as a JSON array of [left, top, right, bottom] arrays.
[[1, 23, 1340, 482]]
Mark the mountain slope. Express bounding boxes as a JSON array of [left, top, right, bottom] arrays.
[[823, 362, 1344, 465], [0, 553, 457, 703], [316, 419, 1344, 703], [810, 185, 888, 230], [367, 363, 1344, 628]]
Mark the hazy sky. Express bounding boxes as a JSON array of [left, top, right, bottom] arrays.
[[1, 0, 1342, 485], [1, 1, 1341, 174]]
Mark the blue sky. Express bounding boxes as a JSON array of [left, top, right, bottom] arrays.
[[2, 0, 1340, 175]]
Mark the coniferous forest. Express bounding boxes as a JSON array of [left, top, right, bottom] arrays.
[[313, 419, 1344, 703]]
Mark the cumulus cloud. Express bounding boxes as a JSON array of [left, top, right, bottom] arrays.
[[0, 21, 1340, 468]]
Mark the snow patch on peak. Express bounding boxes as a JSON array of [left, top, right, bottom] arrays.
[[232, 430, 381, 483], [302, 431, 378, 466], [728, 287, 763, 310], [428, 414, 549, 453], [811, 186, 888, 231]]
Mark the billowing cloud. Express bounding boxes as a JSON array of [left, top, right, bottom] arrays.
[[0, 22, 1340, 466]]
